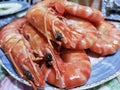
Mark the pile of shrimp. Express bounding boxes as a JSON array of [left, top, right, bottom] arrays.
[[0, 0, 120, 90]]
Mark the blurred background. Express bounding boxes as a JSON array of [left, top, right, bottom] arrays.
[[0, 0, 101, 8], [0, 0, 41, 5]]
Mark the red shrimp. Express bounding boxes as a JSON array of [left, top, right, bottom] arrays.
[[26, 0, 100, 49], [41, 49, 91, 89], [0, 18, 45, 90], [90, 21, 120, 56], [55, 0, 104, 23]]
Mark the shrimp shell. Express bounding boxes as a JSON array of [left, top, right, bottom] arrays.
[[90, 21, 120, 56]]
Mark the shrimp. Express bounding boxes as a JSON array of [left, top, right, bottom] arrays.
[[55, 0, 104, 23], [90, 21, 120, 56], [0, 17, 63, 89], [26, 0, 100, 49], [19, 19, 62, 82], [0, 18, 45, 90], [42, 49, 91, 89]]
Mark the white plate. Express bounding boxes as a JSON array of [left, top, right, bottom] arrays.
[[0, 1, 30, 16], [1, 48, 120, 90]]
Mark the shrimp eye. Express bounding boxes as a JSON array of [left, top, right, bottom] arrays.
[[44, 53, 53, 68], [55, 32, 62, 41], [25, 70, 34, 81], [46, 61, 52, 68], [45, 53, 52, 61]]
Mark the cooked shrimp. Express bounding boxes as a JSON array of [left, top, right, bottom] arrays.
[[90, 21, 120, 56], [26, 0, 99, 49], [0, 18, 45, 89], [42, 49, 91, 89], [19, 20, 62, 81], [55, 0, 104, 23]]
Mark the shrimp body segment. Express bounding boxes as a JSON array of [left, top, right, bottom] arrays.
[[56, 0, 104, 23], [64, 15, 99, 49]]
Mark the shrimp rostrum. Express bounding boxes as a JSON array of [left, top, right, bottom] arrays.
[[0, 17, 92, 89]]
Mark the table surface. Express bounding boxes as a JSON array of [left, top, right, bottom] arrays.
[[1, 0, 120, 90]]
